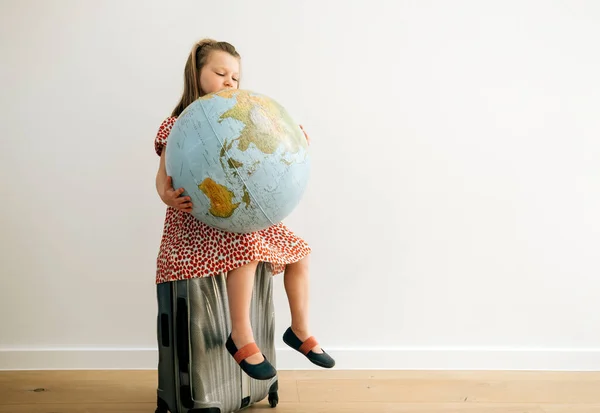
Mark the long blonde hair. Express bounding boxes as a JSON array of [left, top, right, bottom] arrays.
[[171, 39, 241, 117]]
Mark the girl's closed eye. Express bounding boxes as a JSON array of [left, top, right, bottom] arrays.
[[216, 72, 238, 82]]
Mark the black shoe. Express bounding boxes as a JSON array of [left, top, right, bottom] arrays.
[[225, 334, 276, 380], [282, 327, 335, 368]]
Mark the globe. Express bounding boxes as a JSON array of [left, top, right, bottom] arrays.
[[165, 89, 311, 233]]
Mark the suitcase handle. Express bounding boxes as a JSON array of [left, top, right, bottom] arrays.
[[176, 297, 190, 374]]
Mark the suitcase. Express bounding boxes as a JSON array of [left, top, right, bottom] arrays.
[[155, 262, 279, 413]]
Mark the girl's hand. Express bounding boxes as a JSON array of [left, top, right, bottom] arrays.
[[299, 124, 311, 145], [161, 176, 193, 213]]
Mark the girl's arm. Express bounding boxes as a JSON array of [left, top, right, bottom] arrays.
[[156, 150, 169, 199], [156, 150, 193, 212]]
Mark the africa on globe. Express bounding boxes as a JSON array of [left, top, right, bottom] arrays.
[[165, 89, 311, 233]]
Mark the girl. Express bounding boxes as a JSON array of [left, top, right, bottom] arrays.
[[154, 39, 335, 380]]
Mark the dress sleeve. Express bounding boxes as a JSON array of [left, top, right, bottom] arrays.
[[154, 117, 177, 156]]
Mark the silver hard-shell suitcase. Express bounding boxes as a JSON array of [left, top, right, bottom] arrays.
[[155, 263, 279, 413]]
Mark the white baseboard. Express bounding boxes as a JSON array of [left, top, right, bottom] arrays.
[[1, 347, 600, 371]]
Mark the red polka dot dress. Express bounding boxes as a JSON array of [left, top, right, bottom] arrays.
[[154, 117, 311, 284]]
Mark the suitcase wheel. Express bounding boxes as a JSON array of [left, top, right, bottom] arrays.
[[268, 391, 279, 408], [156, 396, 169, 413]]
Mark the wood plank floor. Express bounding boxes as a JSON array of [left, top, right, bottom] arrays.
[[1, 370, 600, 412]]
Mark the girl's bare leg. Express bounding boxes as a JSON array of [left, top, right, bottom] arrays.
[[283, 254, 323, 354], [226, 260, 265, 364]]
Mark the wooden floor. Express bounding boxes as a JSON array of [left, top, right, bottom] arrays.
[[1, 370, 600, 412]]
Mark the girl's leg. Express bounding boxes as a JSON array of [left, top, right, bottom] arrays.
[[226, 260, 265, 364], [283, 254, 323, 354]]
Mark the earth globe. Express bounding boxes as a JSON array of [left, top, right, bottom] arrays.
[[165, 88, 311, 233]]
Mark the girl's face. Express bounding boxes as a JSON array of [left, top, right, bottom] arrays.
[[199, 50, 240, 95]]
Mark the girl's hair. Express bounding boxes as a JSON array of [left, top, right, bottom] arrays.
[[171, 38, 241, 117]]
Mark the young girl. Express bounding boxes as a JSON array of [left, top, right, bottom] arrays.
[[154, 39, 335, 380]]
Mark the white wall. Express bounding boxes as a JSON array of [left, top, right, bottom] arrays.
[[1, 0, 599, 371]]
